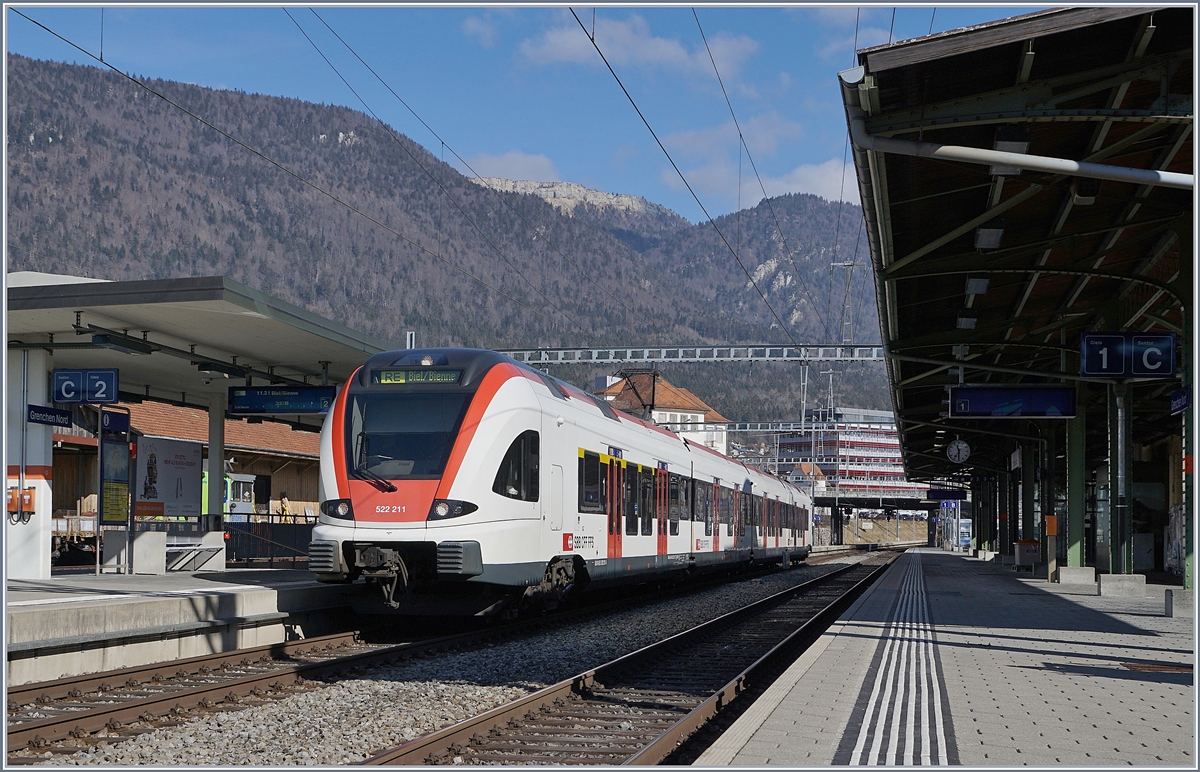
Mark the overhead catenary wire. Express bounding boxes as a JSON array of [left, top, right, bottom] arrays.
[[691, 8, 836, 343], [284, 9, 591, 341], [570, 7, 798, 346], [307, 8, 652, 337], [9, 8, 577, 338]]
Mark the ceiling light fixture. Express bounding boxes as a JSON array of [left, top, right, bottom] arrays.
[[974, 220, 1005, 250], [194, 360, 244, 378], [91, 333, 155, 356], [990, 124, 1031, 175]]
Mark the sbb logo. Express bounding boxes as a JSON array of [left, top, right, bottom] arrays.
[[563, 533, 573, 551]]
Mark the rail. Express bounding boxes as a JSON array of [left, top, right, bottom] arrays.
[[361, 556, 895, 765]]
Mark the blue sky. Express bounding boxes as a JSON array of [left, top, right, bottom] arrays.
[[7, 4, 1038, 222]]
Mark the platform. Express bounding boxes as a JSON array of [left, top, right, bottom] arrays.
[[5, 569, 352, 685], [699, 548, 1195, 766]]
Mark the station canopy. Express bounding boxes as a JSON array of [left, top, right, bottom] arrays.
[[7, 272, 390, 428], [840, 6, 1192, 480]]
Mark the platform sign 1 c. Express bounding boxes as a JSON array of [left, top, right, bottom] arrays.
[[52, 369, 119, 404], [1080, 333, 1175, 379]]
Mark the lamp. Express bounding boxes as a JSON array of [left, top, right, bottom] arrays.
[[956, 312, 978, 330], [194, 360, 244, 378], [990, 124, 1031, 176], [974, 220, 1005, 250], [964, 277, 990, 295], [91, 333, 155, 356]]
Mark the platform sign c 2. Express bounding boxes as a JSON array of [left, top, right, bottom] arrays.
[[52, 369, 119, 404]]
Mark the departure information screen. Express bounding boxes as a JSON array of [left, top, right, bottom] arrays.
[[373, 369, 462, 385]]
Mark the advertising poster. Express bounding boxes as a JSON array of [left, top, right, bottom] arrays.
[[134, 437, 202, 518]]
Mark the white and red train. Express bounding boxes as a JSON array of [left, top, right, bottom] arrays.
[[309, 349, 812, 614]]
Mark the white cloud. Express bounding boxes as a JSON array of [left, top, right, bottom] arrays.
[[464, 151, 560, 182], [759, 158, 860, 204], [664, 112, 803, 161], [518, 14, 758, 78], [816, 26, 892, 63], [462, 16, 497, 48]]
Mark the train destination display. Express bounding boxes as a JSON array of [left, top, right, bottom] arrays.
[[372, 369, 462, 385], [228, 386, 336, 414]]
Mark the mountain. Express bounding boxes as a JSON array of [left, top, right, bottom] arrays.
[[469, 178, 691, 253], [6, 54, 888, 419]]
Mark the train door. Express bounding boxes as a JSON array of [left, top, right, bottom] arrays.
[[712, 481, 721, 552], [731, 488, 741, 551], [656, 466, 668, 556], [607, 460, 624, 559], [549, 465, 564, 532]]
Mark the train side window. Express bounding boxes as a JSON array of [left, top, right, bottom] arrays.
[[680, 477, 691, 525], [578, 451, 605, 513], [699, 481, 712, 536], [492, 430, 539, 502], [640, 468, 654, 536], [668, 474, 680, 536], [625, 467, 638, 536], [720, 487, 731, 529], [740, 494, 750, 536]]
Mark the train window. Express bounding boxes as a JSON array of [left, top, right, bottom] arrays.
[[578, 451, 606, 513], [696, 481, 712, 535], [640, 468, 654, 536], [668, 474, 680, 536], [347, 391, 472, 479], [719, 487, 731, 528], [739, 494, 750, 537], [492, 430, 540, 502], [625, 468, 638, 536], [680, 477, 691, 525]]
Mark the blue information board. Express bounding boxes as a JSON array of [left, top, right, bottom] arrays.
[[228, 386, 336, 414], [52, 369, 119, 404], [950, 386, 1075, 418], [1080, 333, 1176, 379]]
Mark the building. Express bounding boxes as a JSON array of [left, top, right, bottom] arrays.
[[779, 407, 929, 505], [595, 371, 731, 454]]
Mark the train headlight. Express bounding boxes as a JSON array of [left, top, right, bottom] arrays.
[[320, 499, 354, 520], [428, 499, 478, 521]]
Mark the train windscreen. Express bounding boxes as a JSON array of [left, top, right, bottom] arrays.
[[346, 392, 472, 479]]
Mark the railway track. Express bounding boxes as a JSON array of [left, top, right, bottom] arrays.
[[363, 552, 896, 765], [8, 551, 866, 761]]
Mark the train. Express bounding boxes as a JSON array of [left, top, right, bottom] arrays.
[[308, 348, 813, 615]]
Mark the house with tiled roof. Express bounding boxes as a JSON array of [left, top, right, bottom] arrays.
[[52, 400, 320, 521], [596, 372, 731, 455]]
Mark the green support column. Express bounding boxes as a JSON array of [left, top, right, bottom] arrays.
[[999, 469, 1011, 556], [1022, 443, 1036, 542], [1067, 383, 1087, 567], [1175, 219, 1193, 589]]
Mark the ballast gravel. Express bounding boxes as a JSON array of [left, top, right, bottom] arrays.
[[38, 555, 867, 766]]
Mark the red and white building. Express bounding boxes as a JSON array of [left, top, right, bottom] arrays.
[[779, 408, 928, 503]]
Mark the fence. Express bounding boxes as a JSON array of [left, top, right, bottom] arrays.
[[225, 520, 314, 568]]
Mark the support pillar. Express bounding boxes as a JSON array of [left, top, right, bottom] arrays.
[[1021, 444, 1036, 543], [1111, 383, 1133, 574], [6, 349, 55, 580], [1067, 384, 1087, 567], [206, 390, 226, 531], [1171, 216, 1192, 589], [998, 471, 1011, 557]]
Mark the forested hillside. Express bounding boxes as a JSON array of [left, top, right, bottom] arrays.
[[6, 54, 888, 418]]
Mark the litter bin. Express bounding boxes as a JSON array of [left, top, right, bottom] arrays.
[[1014, 540, 1040, 571]]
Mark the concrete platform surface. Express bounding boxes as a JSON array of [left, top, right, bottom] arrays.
[[699, 549, 1195, 767], [6, 569, 350, 684]]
